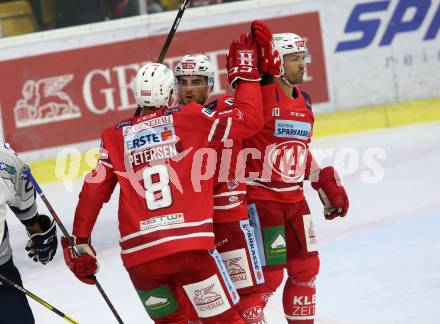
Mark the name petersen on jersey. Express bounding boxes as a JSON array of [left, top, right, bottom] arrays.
[[123, 115, 179, 166]]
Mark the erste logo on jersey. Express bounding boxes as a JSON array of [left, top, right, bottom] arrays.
[[124, 125, 175, 152], [269, 140, 308, 181], [274, 120, 311, 140], [123, 115, 179, 166]]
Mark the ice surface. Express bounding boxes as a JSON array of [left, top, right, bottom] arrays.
[[5, 123, 440, 323]]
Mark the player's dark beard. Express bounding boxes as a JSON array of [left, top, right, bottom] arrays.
[[291, 73, 303, 85]]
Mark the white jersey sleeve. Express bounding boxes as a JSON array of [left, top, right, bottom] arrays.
[[0, 144, 37, 221], [0, 143, 38, 265]]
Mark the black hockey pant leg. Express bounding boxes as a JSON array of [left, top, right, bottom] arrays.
[[0, 258, 35, 324]]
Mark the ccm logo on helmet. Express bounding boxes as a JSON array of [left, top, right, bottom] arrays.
[[182, 62, 196, 69], [336, 0, 439, 52]]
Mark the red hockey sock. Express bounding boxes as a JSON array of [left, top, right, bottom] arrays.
[[283, 277, 316, 324], [283, 256, 319, 324], [237, 266, 284, 323]]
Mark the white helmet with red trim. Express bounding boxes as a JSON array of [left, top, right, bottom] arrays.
[[174, 54, 215, 98], [175, 54, 215, 81], [133, 63, 176, 108], [273, 33, 311, 76]]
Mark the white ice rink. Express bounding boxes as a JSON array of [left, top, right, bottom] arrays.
[[6, 122, 440, 324]]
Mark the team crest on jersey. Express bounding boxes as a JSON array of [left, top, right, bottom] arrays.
[[268, 140, 308, 181]]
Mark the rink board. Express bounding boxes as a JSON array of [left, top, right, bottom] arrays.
[[0, 0, 438, 171], [27, 98, 440, 184]]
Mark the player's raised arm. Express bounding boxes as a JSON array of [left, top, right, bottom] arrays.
[[195, 33, 265, 142]]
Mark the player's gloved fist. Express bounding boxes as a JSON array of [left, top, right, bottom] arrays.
[[311, 166, 349, 220], [25, 214, 57, 265], [226, 32, 260, 88], [61, 236, 99, 285], [251, 20, 281, 76]]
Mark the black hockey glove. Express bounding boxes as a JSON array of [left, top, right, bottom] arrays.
[[26, 215, 58, 265]]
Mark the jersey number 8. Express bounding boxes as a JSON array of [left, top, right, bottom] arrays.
[[143, 165, 172, 210]]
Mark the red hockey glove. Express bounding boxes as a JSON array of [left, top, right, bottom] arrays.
[[311, 167, 349, 220], [226, 32, 261, 88], [61, 236, 99, 285], [251, 20, 281, 76]]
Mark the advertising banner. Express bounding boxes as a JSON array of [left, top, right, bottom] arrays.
[[0, 11, 328, 152], [1, 0, 438, 155], [326, 0, 440, 109]]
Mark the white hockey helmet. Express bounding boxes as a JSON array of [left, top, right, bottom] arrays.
[[175, 54, 215, 95], [133, 63, 176, 108], [175, 54, 215, 81], [273, 33, 311, 75]]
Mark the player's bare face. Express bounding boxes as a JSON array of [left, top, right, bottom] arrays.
[[283, 53, 306, 85], [177, 76, 210, 105]]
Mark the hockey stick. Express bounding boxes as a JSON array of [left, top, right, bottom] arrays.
[[134, 0, 190, 117], [22, 167, 125, 324], [0, 273, 78, 324], [157, 0, 190, 64]]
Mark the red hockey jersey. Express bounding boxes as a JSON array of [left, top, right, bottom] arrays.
[[72, 82, 263, 268], [243, 82, 314, 203], [208, 96, 247, 223]]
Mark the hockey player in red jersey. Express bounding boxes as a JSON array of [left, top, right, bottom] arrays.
[[242, 21, 350, 323], [61, 34, 265, 323], [174, 53, 270, 323]]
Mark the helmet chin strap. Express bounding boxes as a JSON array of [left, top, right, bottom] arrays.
[[281, 74, 296, 87], [204, 86, 213, 105]]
